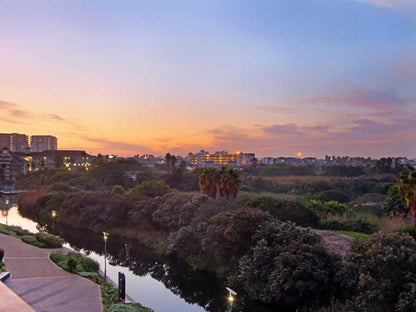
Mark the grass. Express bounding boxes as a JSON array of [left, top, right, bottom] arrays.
[[334, 231, 369, 240], [238, 191, 303, 202]]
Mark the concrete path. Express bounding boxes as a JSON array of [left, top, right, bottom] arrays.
[[0, 233, 103, 312]]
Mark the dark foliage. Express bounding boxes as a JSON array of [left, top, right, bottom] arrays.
[[238, 196, 320, 227], [239, 221, 340, 311], [337, 232, 416, 311]]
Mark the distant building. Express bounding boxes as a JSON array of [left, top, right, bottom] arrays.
[[30, 135, 57, 152], [20, 150, 93, 171], [241, 153, 256, 165], [187, 150, 255, 167], [0, 133, 30, 152], [0, 147, 28, 183]]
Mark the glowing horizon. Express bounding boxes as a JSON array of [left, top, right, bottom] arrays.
[[1, 1, 415, 158]]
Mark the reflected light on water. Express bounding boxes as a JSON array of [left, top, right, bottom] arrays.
[[1, 204, 206, 312], [2, 205, 39, 233]]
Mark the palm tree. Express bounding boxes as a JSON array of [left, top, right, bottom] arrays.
[[218, 166, 241, 200], [199, 168, 218, 199], [398, 166, 416, 223], [165, 153, 172, 173]]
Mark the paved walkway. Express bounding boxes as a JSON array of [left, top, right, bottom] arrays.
[[0, 233, 103, 312]]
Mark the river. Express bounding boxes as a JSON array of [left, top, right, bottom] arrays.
[[1, 194, 266, 312]]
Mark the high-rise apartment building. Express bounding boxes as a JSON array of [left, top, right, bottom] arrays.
[[30, 135, 57, 152], [0, 133, 29, 152]]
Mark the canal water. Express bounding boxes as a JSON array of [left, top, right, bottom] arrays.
[[0, 194, 232, 312]]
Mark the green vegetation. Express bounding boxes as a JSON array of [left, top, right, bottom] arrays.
[[199, 166, 241, 199], [101, 283, 153, 312], [398, 166, 416, 223], [333, 231, 369, 240], [0, 248, 5, 273], [15, 160, 416, 311], [336, 232, 416, 311], [129, 180, 172, 197], [0, 224, 63, 248], [50, 252, 99, 275], [50, 253, 152, 311]]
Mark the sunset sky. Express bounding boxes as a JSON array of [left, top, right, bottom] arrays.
[[1, 0, 415, 158]]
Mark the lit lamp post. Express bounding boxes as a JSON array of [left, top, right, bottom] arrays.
[[226, 287, 237, 312], [51, 210, 57, 234], [103, 232, 109, 282]]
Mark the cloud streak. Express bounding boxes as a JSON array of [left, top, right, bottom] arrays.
[[355, 0, 416, 17]]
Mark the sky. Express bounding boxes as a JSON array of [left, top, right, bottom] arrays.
[[0, 0, 415, 158]]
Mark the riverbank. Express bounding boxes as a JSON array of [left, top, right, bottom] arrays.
[[0, 233, 103, 312]]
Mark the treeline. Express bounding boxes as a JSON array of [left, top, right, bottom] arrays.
[[17, 188, 416, 311], [242, 175, 395, 199]]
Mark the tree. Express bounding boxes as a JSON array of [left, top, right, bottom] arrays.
[[338, 232, 416, 311], [130, 180, 172, 197], [199, 168, 218, 199], [218, 166, 241, 200], [239, 221, 340, 310], [250, 157, 258, 168], [398, 166, 416, 223], [54, 156, 64, 169], [165, 153, 172, 173], [383, 184, 407, 216]]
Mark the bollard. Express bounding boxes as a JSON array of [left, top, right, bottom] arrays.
[[118, 272, 126, 302]]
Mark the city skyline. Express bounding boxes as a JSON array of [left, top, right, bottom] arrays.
[[1, 0, 415, 158]]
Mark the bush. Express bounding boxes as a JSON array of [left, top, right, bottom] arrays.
[[107, 303, 154, 312], [316, 190, 350, 203], [338, 232, 416, 311], [320, 219, 378, 234], [129, 180, 172, 197], [238, 196, 320, 227], [306, 200, 351, 218], [397, 224, 416, 241], [21, 235, 46, 248], [50, 252, 66, 264], [0, 249, 3, 262], [67, 258, 77, 273], [50, 252, 99, 273], [35, 233, 64, 248], [238, 221, 340, 310], [0, 224, 32, 237]]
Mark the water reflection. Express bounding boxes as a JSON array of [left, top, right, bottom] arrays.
[[2, 194, 273, 312], [57, 226, 229, 312]]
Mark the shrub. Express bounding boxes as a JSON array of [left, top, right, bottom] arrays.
[[21, 235, 46, 248], [67, 258, 77, 273], [306, 200, 351, 218], [201, 207, 268, 263], [50, 252, 66, 264], [50, 252, 99, 273], [338, 232, 416, 311], [129, 180, 172, 197], [0, 224, 32, 237], [320, 219, 378, 234], [397, 224, 416, 241], [238, 196, 320, 227], [112, 185, 124, 194], [0, 249, 4, 262], [316, 190, 350, 203], [239, 221, 340, 310], [35, 233, 64, 248], [106, 303, 154, 312]]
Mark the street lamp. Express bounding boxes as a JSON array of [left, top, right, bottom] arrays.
[[103, 232, 109, 282], [226, 287, 237, 312], [51, 210, 57, 234]]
